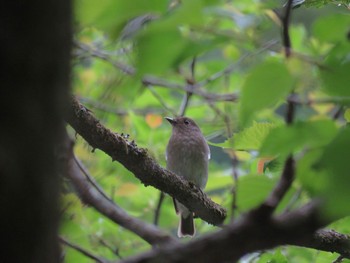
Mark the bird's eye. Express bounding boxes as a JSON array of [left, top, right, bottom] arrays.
[[184, 120, 190, 125]]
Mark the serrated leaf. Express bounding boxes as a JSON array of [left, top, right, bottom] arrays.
[[239, 59, 294, 125], [234, 122, 277, 150]]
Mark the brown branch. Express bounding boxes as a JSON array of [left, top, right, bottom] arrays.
[[75, 42, 237, 103], [118, 202, 347, 263], [282, 0, 293, 57], [253, 155, 295, 218], [78, 96, 167, 116], [97, 237, 123, 259], [61, 134, 176, 246], [59, 236, 108, 263], [65, 97, 227, 226], [253, 93, 296, 218], [305, 230, 350, 259], [285, 95, 295, 125], [154, 192, 166, 226], [230, 154, 239, 222], [178, 57, 196, 117], [142, 76, 238, 103], [74, 41, 135, 75]]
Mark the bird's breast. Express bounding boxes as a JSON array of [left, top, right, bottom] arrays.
[[166, 135, 209, 188]]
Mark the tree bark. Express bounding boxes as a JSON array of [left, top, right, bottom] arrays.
[[0, 1, 71, 262]]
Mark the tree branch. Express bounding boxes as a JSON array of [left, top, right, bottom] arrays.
[[60, 133, 176, 246], [119, 202, 346, 263], [304, 229, 350, 259], [253, 155, 295, 218], [59, 236, 109, 263], [282, 0, 293, 57], [65, 97, 227, 226]]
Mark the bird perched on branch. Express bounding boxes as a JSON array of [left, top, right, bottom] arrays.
[[165, 116, 210, 237]]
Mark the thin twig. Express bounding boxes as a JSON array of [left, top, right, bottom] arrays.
[[178, 57, 197, 116], [74, 41, 135, 75], [154, 192, 165, 226], [282, 0, 293, 57], [78, 96, 167, 116], [230, 154, 239, 222], [97, 237, 123, 259], [333, 255, 344, 263], [286, 94, 295, 125], [59, 236, 109, 263], [148, 87, 177, 115], [286, 95, 350, 105], [73, 154, 112, 202], [333, 106, 344, 120]]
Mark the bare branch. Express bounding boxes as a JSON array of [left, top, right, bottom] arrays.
[[154, 192, 166, 226], [74, 41, 135, 75], [285, 95, 295, 125], [230, 154, 239, 222], [78, 96, 167, 116], [148, 87, 177, 115], [62, 134, 176, 246], [142, 75, 238, 103], [59, 236, 109, 263], [282, 0, 293, 57], [65, 97, 227, 226]]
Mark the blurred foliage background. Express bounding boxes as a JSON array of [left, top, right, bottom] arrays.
[[62, 0, 350, 262]]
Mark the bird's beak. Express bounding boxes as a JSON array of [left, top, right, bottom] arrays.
[[165, 117, 176, 125]]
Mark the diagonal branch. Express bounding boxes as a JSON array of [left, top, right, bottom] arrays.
[[59, 236, 109, 263], [65, 97, 227, 226], [59, 133, 176, 246], [253, 155, 295, 218]]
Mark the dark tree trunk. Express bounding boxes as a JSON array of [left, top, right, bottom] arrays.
[[0, 1, 71, 262]]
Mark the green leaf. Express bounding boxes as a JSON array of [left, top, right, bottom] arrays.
[[298, 127, 350, 219], [239, 59, 294, 125], [260, 120, 338, 157], [319, 126, 350, 218], [344, 109, 350, 122], [312, 14, 350, 43], [296, 149, 328, 196], [237, 174, 274, 211], [136, 29, 188, 75], [75, 0, 167, 37], [320, 44, 350, 97], [237, 174, 295, 213], [234, 121, 277, 150]]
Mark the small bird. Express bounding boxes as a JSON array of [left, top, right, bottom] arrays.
[[165, 116, 210, 237]]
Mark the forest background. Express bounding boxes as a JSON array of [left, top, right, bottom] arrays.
[[2, 0, 350, 262]]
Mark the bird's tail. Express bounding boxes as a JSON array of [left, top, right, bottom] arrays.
[[178, 213, 195, 237]]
